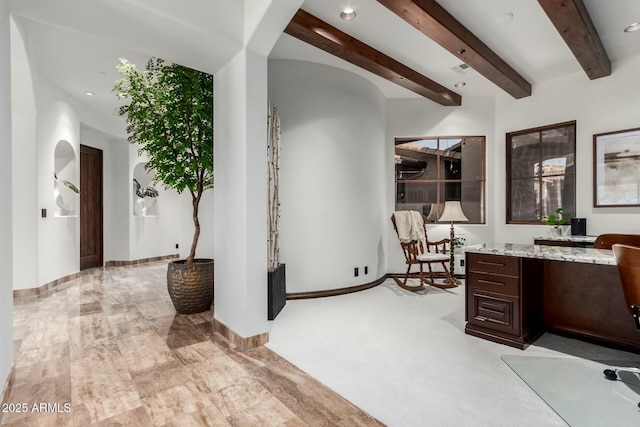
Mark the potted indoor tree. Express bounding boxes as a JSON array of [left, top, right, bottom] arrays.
[[115, 57, 214, 314]]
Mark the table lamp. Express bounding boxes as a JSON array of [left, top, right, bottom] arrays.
[[426, 203, 441, 223], [439, 201, 468, 285]]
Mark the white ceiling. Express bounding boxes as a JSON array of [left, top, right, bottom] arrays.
[[9, 0, 245, 123], [7, 0, 640, 132], [271, 0, 640, 98]]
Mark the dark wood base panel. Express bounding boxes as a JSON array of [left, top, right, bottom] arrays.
[[465, 323, 544, 350], [543, 260, 640, 352], [287, 275, 386, 300]]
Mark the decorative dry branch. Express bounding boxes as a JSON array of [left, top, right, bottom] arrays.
[[267, 103, 281, 271]]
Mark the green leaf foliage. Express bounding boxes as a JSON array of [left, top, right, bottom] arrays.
[[114, 58, 213, 196], [54, 173, 80, 194], [541, 207, 572, 227], [115, 58, 213, 262], [133, 178, 159, 199]]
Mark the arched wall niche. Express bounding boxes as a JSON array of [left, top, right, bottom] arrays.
[[132, 161, 158, 216], [53, 139, 77, 217]]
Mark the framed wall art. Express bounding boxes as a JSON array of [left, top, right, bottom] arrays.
[[593, 127, 640, 207]]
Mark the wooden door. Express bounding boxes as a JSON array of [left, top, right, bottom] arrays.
[[80, 145, 103, 270]]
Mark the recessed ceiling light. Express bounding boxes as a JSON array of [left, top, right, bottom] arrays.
[[340, 8, 357, 21], [624, 22, 640, 32], [85, 91, 95, 96], [454, 82, 466, 88]]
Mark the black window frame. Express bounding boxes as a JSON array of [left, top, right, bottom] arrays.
[[506, 121, 576, 224]]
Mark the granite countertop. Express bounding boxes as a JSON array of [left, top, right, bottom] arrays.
[[465, 243, 615, 265], [532, 235, 597, 243]]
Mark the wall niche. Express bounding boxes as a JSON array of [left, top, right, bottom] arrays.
[[53, 140, 78, 217], [132, 162, 158, 216]]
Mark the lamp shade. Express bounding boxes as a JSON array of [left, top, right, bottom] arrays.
[[426, 203, 442, 222], [439, 201, 469, 222]]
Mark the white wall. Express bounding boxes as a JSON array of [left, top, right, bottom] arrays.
[[10, 19, 193, 291], [243, 0, 303, 55], [269, 59, 387, 292], [36, 96, 79, 286], [129, 144, 181, 261], [106, 140, 130, 262], [29, 92, 181, 288], [214, 48, 269, 338], [10, 17, 37, 290], [82, 125, 194, 265], [0, 0, 14, 395], [80, 124, 131, 263], [495, 55, 640, 243], [386, 96, 496, 273]]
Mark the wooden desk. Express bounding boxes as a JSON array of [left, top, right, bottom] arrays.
[[465, 244, 640, 352]]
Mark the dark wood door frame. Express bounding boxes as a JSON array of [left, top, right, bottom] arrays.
[[80, 144, 103, 270]]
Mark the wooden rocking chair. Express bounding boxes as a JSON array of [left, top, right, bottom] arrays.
[[391, 212, 457, 291]]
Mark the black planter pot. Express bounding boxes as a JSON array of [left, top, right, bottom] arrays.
[[268, 263, 286, 320], [167, 259, 214, 314]]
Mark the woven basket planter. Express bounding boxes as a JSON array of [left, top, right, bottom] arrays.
[[167, 259, 214, 314]]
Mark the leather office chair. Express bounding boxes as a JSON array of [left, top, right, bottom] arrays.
[[593, 233, 640, 249], [603, 244, 640, 408], [391, 212, 456, 291]]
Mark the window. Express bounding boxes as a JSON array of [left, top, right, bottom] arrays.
[[506, 121, 576, 223], [395, 136, 485, 223]]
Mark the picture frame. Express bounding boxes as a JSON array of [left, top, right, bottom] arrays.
[[593, 127, 640, 207]]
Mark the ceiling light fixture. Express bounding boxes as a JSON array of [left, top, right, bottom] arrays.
[[339, 8, 357, 21], [454, 82, 466, 88], [85, 91, 95, 96], [624, 22, 640, 32]]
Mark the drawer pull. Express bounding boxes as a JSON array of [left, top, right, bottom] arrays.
[[478, 279, 505, 287], [478, 261, 505, 267], [475, 316, 487, 322]]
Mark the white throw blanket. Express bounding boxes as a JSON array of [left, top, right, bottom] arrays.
[[393, 211, 426, 245]]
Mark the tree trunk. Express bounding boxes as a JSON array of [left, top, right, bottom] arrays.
[[187, 192, 201, 263]]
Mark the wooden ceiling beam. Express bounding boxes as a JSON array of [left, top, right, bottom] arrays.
[[283, 9, 461, 106], [377, 0, 532, 99], [538, 0, 611, 79]]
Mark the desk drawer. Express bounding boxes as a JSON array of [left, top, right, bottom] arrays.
[[467, 253, 519, 277], [467, 271, 520, 296], [468, 289, 520, 336]]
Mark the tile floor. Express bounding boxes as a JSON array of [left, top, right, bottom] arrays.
[[1, 262, 382, 426]]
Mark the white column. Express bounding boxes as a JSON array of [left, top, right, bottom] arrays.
[[10, 17, 38, 291], [213, 48, 268, 339], [0, 0, 14, 393]]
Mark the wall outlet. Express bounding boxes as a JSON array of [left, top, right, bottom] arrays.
[[354, 267, 359, 277], [175, 243, 179, 249], [364, 266, 368, 274], [41, 208, 47, 218]]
